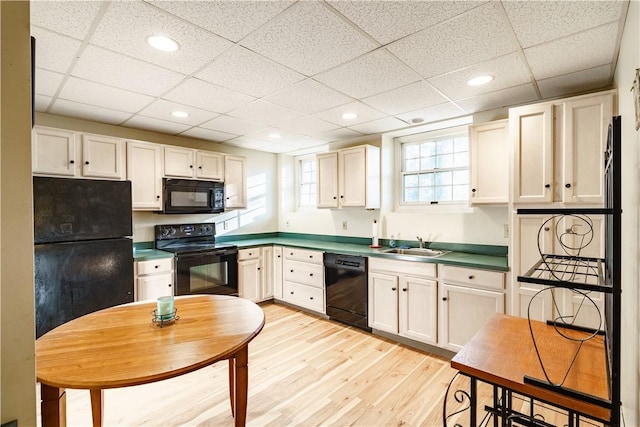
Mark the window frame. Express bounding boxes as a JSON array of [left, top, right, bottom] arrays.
[[295, 154, 317, 210]]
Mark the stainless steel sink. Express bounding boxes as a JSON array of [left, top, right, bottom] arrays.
[[382, 248, 449, 257]]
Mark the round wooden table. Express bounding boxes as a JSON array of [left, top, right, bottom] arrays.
[[36, 295, 265, 427]]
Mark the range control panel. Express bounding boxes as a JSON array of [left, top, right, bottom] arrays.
[[155, 223, 215, 240]]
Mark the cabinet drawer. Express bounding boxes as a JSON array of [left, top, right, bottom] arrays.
[[369, 257, 437, 278], [440, 265, 504, 291], [283, 260, 323, 288], [238, 248, 261, 261], [284, 247, 323, 264], [283, 281, 324, 313], [136, 258, 173, 275]]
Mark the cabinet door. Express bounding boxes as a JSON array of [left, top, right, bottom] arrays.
[[562, 93, 612, 204], [238, 258, 261, 302], [273, 246, 283, 299], [368, 272, 398, 333], [469, 120, 508, 204], [127, 141, 163, 210], [338, 146, 366, 207], [316, 152, 338, 208], [399, 275, 437, 344], [137, 274, 173, 301], [224, 155, 247, 209], [510, 103, 554, 203], [82, 134, 125, 179], [196, 151, 224, 181], [261, 246, 274, 300], [440, 284, 504, 352], [32, 126, 77, 176], [164, 146, 195, 178]]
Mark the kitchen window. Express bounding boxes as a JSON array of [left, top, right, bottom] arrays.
[[297, 157, 317, 208], [398, 126, 469, 205]]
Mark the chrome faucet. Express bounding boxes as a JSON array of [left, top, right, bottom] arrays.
[[417, 236, 424, 248]]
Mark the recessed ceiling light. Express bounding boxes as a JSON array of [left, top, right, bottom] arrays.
[[268, 132, 281, 139], [409, 118, 424, 124], [341, 112, 358, 120], [171, 111, 189, 118], [147, 35, 180, 52], [467, 75, 494, 86]]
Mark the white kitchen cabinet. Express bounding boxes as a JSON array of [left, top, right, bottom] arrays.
[[238, 246, 274, 303], [126, 140, 163, 211], [281, 247, 324, 313], [439, 265, 505, 352], [164, 146, 224, 181], [224, 155, 247, 209], [510, 90, 614, 205], [273, 246, 283, 299], [469, 119, 509, 204], [135, 257, 174, 301], [32, 126, 125, 180], [316, 145, 380, 209], [368, 258, 438, 345]]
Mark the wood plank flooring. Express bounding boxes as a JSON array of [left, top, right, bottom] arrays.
[[35, 302, 603, 426]]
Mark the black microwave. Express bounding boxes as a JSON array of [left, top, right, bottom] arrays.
[[161, 179, 224, 214]]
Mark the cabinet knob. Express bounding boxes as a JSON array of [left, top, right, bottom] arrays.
[[189, 165, 193, 169], [471, 188, 476, 193], [199, 166, 203, 169], [442, 297, 447, 301], [277, 255, 281, 258], [333, 196, 337, 200], [257, 267, 260, 271], [309, 273, 313, 276], [248, 252, 252, 256], [340, 195, 344, 199], [402, 288, 407, 292], [156, 195, 160, 199], [290, 252, 294, 256], [310, 296, 314, 300], [69, 160, 75, 164], [168, 284, 171, 287], [468, 275, 474, 280], [85, 161, 89, 165], [391, 287, 396, 291], [544, 184, 550, 188], [544, 227, 550, 231], [565, 183, 572, 188], [290, 269, 294, 273], [290, 291, 294, 295], [155, 265, 159, 269]]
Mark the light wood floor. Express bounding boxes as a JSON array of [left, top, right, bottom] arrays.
[[35, 302, 602, 426]]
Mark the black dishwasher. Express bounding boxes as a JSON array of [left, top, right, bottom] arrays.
[[324, 253, 370, 332]]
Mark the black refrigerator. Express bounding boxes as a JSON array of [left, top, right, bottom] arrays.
[[33, 177, 134, 338]]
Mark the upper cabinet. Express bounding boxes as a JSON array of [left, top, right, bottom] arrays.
[[317, 144, 380, 209], [164, 146, 224, 181], [510, 90, 614, 205], [224, 155, 247, 209], [33, 126, 125, 180], [469, 119, 509, 205], [127, 140, 163, 211]]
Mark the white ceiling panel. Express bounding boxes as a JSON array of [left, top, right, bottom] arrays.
[[537, 65, 612, 99], [163, 78, 255, 113], [278, 115, 339, 136], [35, 95, 53, 112], [387, 2, 519, 79], [362, 81, 448, 115], [32, 27, 82, 74], [90, 1, 232, 75], [179, 127, 237, 142], [395, 102, 467, 124], [49, 99, 133, 125], [137, 99, 220, 126], [456, 84, 540, 114], [228, 100, 303, 127], [35, 69, 64, 97], [123, 115, 191, 134], [199, 115, 266, 135], [196, 46, 305, 98], [240, 1, 378, 76], [263, 79, 353, 115], [59, 77, 155, 113], [314, 101, 387, 127], [72, 45, 186, 97], [317, 127, 364, 142], [503, 0, 626, 48], [348, 116, 409, 134], [246, 128, 326, 147], [525, 23, 619, 80], [315, 48, 421, 99], [31, 1, 104, 40], [224, 136, 276, 152]]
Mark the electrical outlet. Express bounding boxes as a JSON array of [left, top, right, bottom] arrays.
[[223, 221, 229, 230], [286, 220, 290, 228], [342, 221, 348, 230], [503, 223, 509, 238]]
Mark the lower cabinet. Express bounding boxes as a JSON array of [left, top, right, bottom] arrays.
[[368, 258, 438, 345], [135, 257, 174, 301], [439, 265, 505, 352], [281, 247, 324, 313], [238, 246, 274, 303]]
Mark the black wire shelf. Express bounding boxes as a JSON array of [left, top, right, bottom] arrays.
[[517, 254, 611, 293]]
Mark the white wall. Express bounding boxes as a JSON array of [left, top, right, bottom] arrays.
[[612, 1, 639, 424]]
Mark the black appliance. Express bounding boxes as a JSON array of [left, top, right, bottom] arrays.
[[324, 253, 370, 332], [155, 223, 238, 296], [33, 177, 134, 338], [161, 178, 224, 214]]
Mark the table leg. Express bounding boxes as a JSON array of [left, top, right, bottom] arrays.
[[41, 384, 66, 427], [229, 358, 236, 416], [89, 389, 104, 427], [234, 346, 249, 427]]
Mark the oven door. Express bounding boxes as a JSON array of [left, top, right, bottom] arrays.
[[175, 250, 238, 296]]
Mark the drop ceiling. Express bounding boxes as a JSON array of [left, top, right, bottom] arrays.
[[31, 0, 629, 154]]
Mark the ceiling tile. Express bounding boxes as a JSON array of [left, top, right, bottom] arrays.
[[148, 0, 295, 43], [31, 1, 104, 40], [122, 115, 191, 135], [278, 115, 339, 136], [35, 95, 53, 112], [72, 45, 185, 96], [31, 27, 82, 73], [314, 101, 387, 127], [196, 46, 305, 98], [317, 127, 364, 142], [163, 78, 255, 114], [245, 128, 326, 146], [315, 48, 421, 98], [199, 115, 266, 135], [537, 65, 612, 99], [263, 79, 353, 115], [395, 102, 467, 124], [137, 99, 220, 126], [49, 99, 133, 125], [224, 136, 276, 152], [456, 84, 540, 114], [327, 1, 485, 45], [179, 127, 237, 142], [35, 69, 65, 97], [428, 53, 532, 100], [59, 77, 155, 113], [362, 81, 448, 115], [348, 116, 409, 134], [240, 1, 378, 76], [525, 23, 619, 80], [503, 0, 626, 48], [387, 2, 518, 79], [227, 100, 303, 126], [90, 1, 232, 75]]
